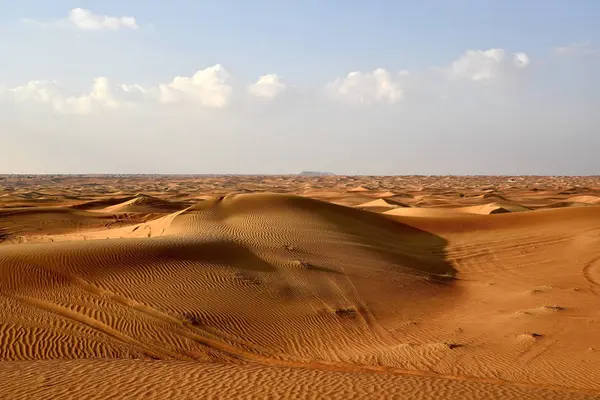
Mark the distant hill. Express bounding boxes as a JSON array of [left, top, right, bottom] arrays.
[[299, 171, 335, 176]]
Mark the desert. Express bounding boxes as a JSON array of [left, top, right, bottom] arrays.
[[4, 1, 598, 398], [0, 174, 599, 399]]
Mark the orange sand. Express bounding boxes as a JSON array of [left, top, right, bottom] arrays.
[[0, 175, 599, 399]]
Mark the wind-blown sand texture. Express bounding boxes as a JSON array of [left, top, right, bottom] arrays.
[[1, 175, 599, 399]]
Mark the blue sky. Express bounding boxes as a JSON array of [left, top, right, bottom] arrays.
[[0, 1, 599, 174]]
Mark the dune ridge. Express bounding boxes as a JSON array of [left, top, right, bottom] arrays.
[[102, 194, 189, 214], [0, 195, 456, 363]]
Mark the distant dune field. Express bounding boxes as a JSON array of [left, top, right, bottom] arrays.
[[0, 175, 599, 399]]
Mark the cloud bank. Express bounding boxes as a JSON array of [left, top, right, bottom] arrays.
[[23, 8, 139, 31], [10, 78, 137, 114], [326, 69, 407, 105], [446, 49, 529, 81], [2, 48, 531, 115], [158, 65, 232, 107], [248, 74, 287, 99]]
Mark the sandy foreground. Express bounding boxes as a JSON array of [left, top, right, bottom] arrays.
[[0, 175, 599, 399]]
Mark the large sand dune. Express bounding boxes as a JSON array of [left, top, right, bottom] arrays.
[[1, 175, 599, 399]]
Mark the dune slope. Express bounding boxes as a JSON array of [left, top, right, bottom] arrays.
[[0, 194, 455, 363]]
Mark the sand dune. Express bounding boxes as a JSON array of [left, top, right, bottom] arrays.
[[348, 186, 371, 192], [355, 197, 410, 213], [102, 193, 189, 213], [356, 198, 408, 208], [542, 201, 592, 209], [374, 190, 397, 198], [0, 207, 120, 244], [1, 176, 600, 399], [458, 201, 531, 214], [479, 192, 509, 201], [568, 195, 600, 205], [71, 196, 138, 210], [0, 195, 454, 362], [384, 201, 531, 217]]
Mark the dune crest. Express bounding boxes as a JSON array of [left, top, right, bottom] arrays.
[[102, 194, 188, 213], [356, 198, 408, 209]]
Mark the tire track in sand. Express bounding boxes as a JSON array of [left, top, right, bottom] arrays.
[[582, 256, 600, 296], [13, 295, 181, 360]]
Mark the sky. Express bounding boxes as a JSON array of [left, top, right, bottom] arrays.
[[0, 1, 599, 175]]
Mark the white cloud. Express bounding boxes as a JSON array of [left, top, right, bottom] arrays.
[[326, 68, 406, 105], [513, 52, 530, 68], [158, 65, 233, 107], [248, 74, 286, 99], [119, 84, 154, 104], [446, 49, 529, 81], [69, 8, 138, 31], [66, 77, 123, 113], [448, 49, 504, 81], [4, 47, 538, 115], [10, 77, 134, 115], [10, 80, 61, 104], [121, 84, 147, 93], [7, 65, 234, 114], [554, 41, 595, 57], [23, 8, 139, 31]]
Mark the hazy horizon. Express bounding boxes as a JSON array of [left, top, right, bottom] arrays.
[[1, 1, 599, 175]]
